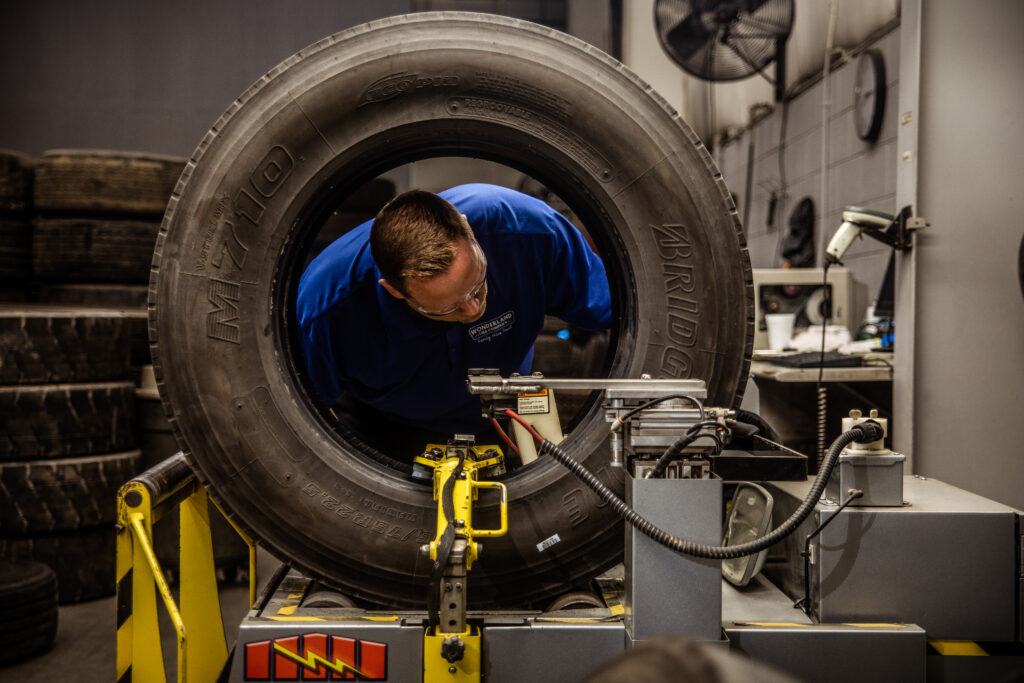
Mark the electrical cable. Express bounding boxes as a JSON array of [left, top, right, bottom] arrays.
[[505, 408, 883, 560], [814, 386, 827, 474], [814, 261, 832, 473], [864, 356, 897, 370], [778, 98, 789, 197], [794, 487, 864, 615], [490, 417, 521, 459], [646, 420, 725, 480], [649, 431, 700, 479], [610, 394, 705, 433], [507, 410, 544, 444], [818, 262, 832, 384], [774, 98, 790, 264]]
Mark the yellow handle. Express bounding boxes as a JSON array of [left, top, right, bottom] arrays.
[[468, 481, 507, 538]]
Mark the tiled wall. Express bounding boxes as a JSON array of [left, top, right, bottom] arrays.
[[715, 28, 900, 306]]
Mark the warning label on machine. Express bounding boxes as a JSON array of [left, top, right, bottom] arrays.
[[517, 390, 550, 415]]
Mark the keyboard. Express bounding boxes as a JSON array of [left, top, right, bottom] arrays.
[[771, 351, 864, 368]]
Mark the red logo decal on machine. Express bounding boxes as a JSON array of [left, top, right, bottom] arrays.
[[244, 633, 387, 680]]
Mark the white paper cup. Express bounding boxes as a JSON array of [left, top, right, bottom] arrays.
[[764, 313, 796, 351]]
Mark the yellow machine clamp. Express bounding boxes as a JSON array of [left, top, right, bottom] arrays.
[[415, 439, 508, 683], [116, 452, 254, 683]]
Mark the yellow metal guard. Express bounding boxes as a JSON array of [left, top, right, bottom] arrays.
[[116, 452, 254, 682]]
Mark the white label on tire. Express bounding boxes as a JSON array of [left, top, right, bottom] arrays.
[[517, 390, 550, 415], [536, 533, 561, 552]]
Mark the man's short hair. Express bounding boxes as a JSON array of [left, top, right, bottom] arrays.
[[370, 190, 473, 294]]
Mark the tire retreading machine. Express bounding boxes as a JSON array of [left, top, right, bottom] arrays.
[[117, 372, 1024, 682]]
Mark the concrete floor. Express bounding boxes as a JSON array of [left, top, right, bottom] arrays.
[[1, 552, 282, 682]]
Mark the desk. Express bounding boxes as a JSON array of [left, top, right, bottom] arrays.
[[750, 359, 893, 383], [748, 354, 894, 466]]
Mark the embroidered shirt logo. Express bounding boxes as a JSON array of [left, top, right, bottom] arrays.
[[468, 311, 515, 343]]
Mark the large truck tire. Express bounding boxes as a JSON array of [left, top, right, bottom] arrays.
[[0, 561, 58, 665], [0, 450, 142, 534], [0, 306, 139, 384], [33, 218, 160, 283], [33, 150, 184, 215], [35, 283, 149, 309], [0, 526, 115, 604], [0, 150, 34, 213], [0, 382, 137, 461], [0, 150, 33, 282], [0, 218, 32, 281], [151, 13, 753, 608]]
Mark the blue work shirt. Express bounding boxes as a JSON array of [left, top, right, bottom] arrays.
[[296, 184, 611, 433]]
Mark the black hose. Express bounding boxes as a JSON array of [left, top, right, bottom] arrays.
[[648, 431, 700, 479], [647, 421, 724, 479], [610, 394, 705, 433], [538, 421, 884, 560]]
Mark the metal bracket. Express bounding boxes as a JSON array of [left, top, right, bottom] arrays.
[[876, 205, 927, 252], [468, 371, 718, 470], [466, 369, 707, 397]]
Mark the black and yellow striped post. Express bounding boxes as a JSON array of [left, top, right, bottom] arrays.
[[116, 452, 243, 682], [116, 477, 164, 683]]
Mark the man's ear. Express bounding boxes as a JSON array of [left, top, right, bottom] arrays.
[[379, 278, 405, 300]]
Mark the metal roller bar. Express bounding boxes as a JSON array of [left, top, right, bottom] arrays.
[[122, 450, 196, 519], [466, 371, 707, 397]]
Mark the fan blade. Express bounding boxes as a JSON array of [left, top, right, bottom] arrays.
[[665, 12, 719, 61], [654, 0, 792, 80], [728, 30, 789, 40], [722, 33, 776, 82], [741, 0, 774, 13], [734, 12, 793, 37]]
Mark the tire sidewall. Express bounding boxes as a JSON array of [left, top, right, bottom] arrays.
[[153, 14, 751, 604]]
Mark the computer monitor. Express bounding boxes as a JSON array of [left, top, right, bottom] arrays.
[[752, 268, 867, 349], [873, 252, 896, 319]]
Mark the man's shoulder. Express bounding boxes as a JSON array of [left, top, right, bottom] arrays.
[[440, 183, 522, 206], [440, 184, 544, 215], [297, 224, 377, 326], [298, 279, 382, 342], [442, 184, 560, 239]]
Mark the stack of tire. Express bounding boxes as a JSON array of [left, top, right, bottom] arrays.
[[0, 560, 59, 665], [0, 150, 180, 604], [0, 151, 34, 293], [0, 155, 61, 662], [30, 150, 180, 365]]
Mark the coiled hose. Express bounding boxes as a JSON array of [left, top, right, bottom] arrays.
[[815, 385, 828, 473], [815, 261, 833, 473], [533, 419, 883, 560]]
